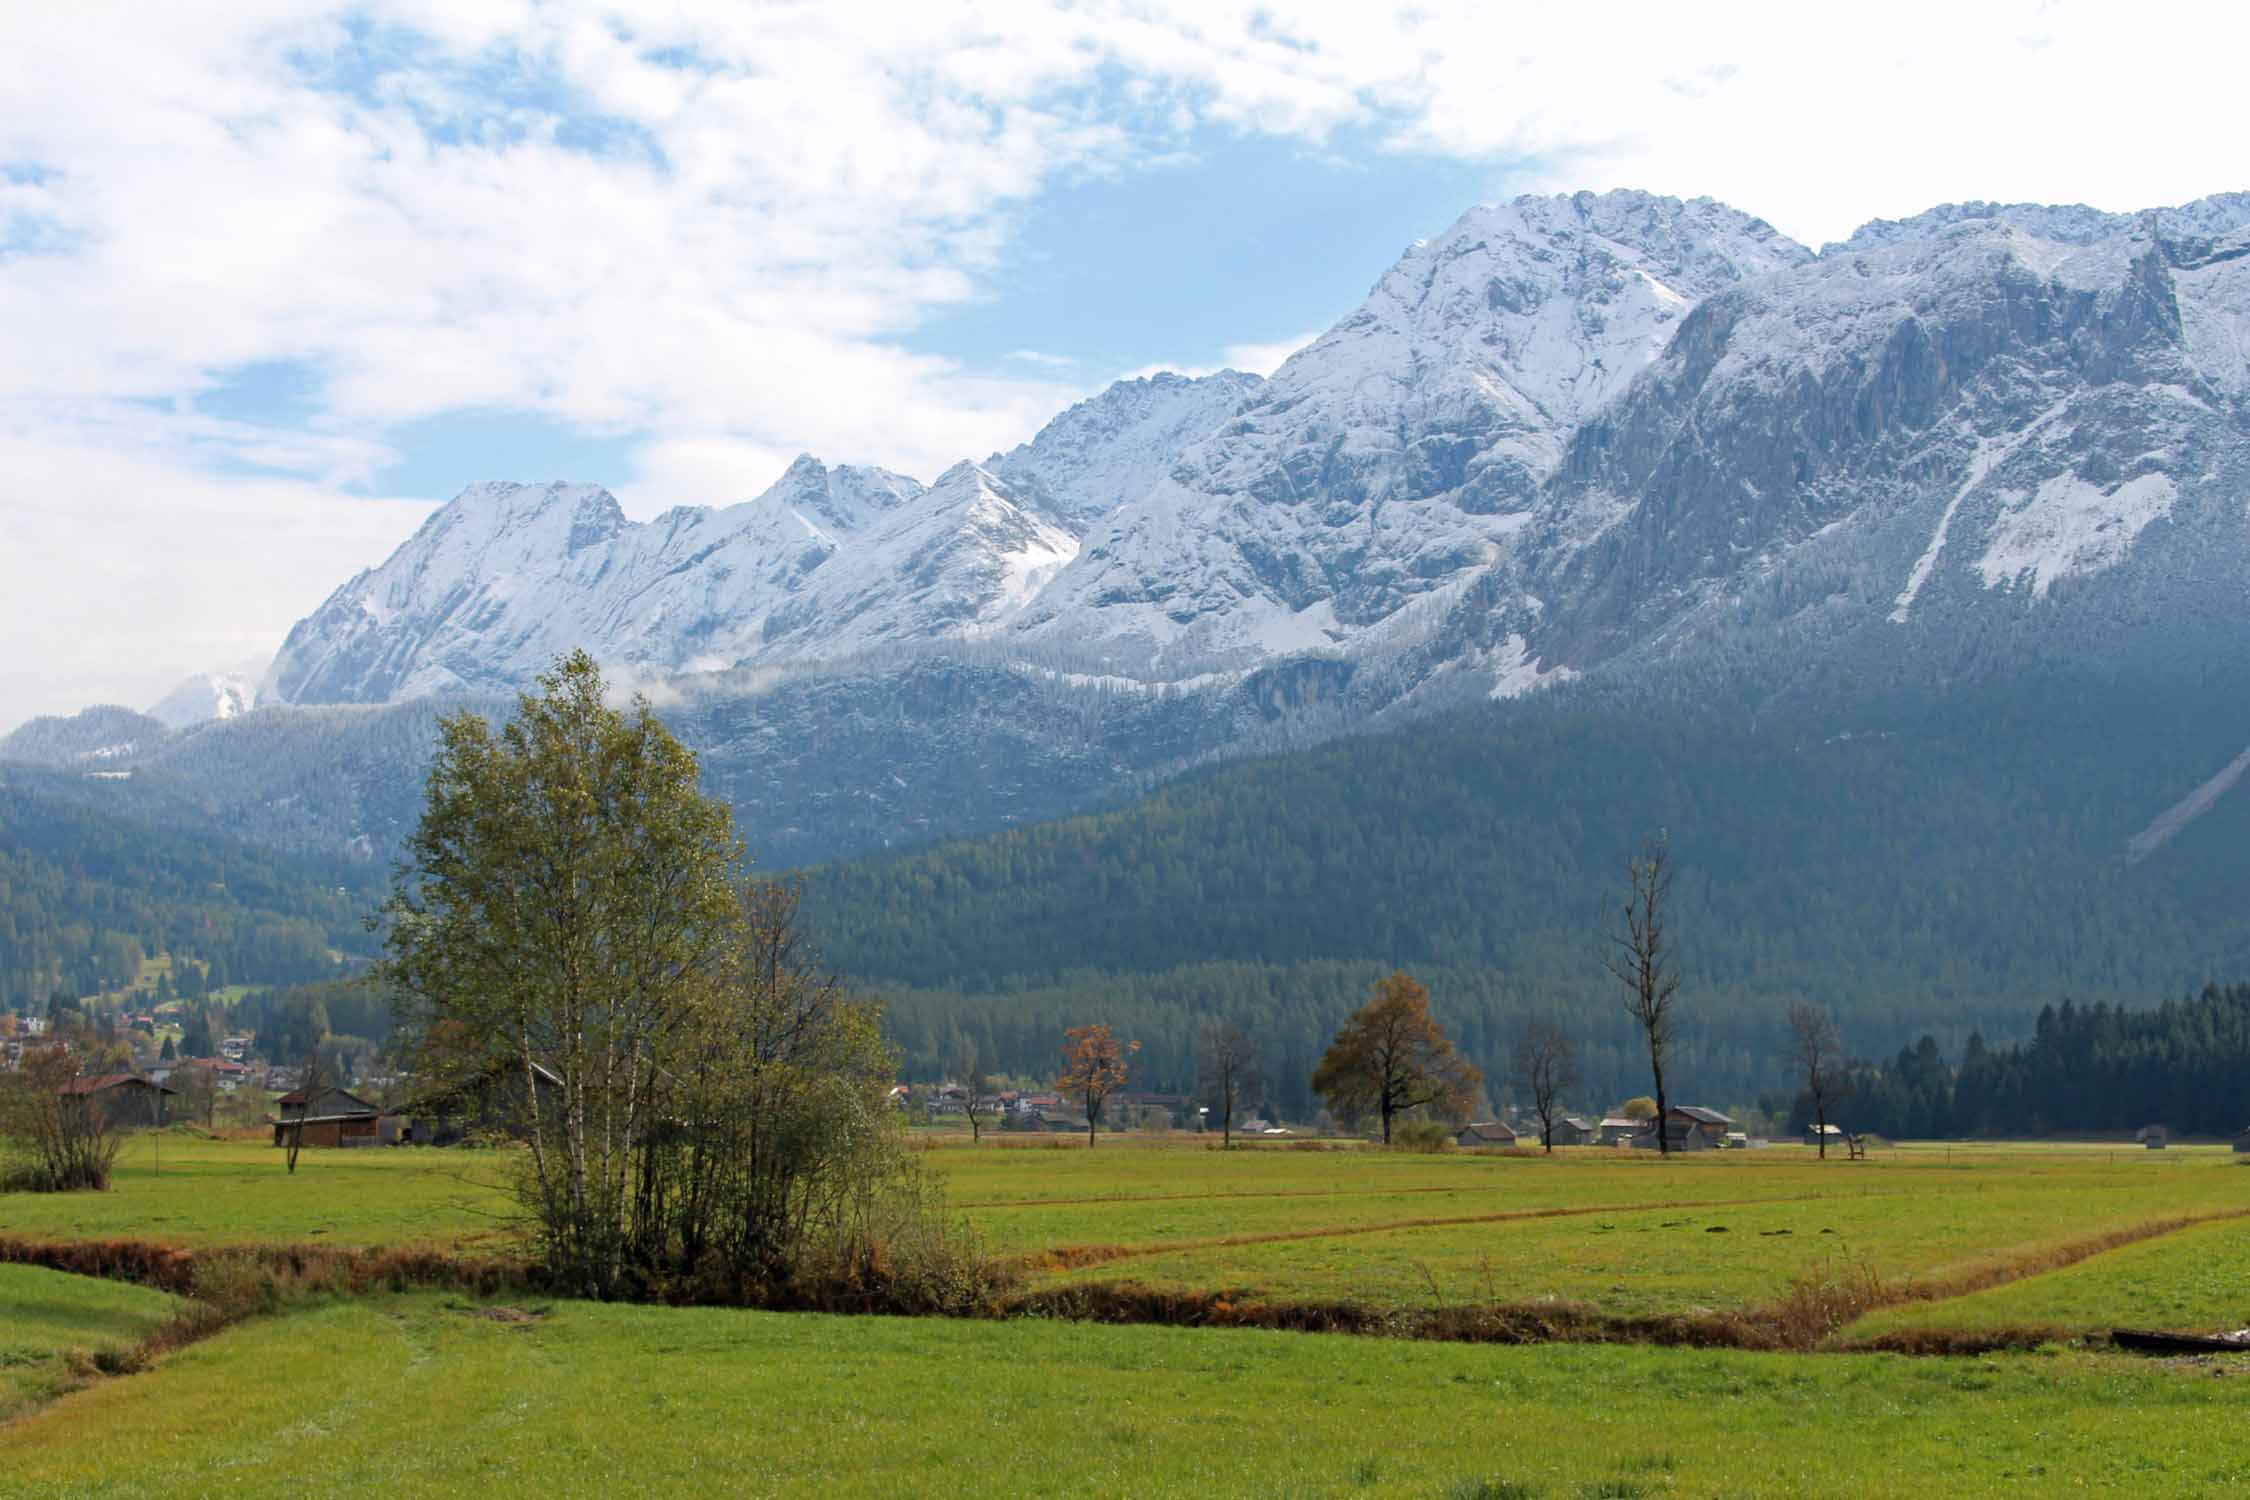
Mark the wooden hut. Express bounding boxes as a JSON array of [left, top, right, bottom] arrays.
[[271, 1086, 381, 1149]]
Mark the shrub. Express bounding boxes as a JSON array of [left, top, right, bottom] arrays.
[[1390, 1119, 1457, 1153]]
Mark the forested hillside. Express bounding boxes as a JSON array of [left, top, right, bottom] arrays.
[[811, 666, 2250, 1114], [1814, 984, 2250, 1139], [0, 770, 382, 1011]]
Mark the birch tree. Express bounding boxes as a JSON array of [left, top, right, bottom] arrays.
[[379, 651, 740, 1297]]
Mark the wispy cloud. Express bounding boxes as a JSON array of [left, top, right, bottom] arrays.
[[1006, 349, 1080, 369]]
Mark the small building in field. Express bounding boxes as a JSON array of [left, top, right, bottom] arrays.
[[1539, 1115, 1597, 1146], [2135, 1124, 2169, 1150], [402, 1060, 561, 1145], [2233, 1128, 2250, 1154], [1597, 1116, 1643, 1146], [1457, 1120, 1519, 1147], [272, 1086, 381, 1149], [1805, 1123, 1849, 1149], [56, 1072, 177, 1127], [1633, 1106, 1733, 1151]]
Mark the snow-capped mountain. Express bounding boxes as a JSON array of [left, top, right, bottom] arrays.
[[265, 453, 1087, 703], [1009, 192, 1813, 672], [986, 369, 1264, 528], [45, 186, 2250, 869], [147, 667, 263, 729]]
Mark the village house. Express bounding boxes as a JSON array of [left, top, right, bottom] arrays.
[[271, 1085, 382, 1149], [1457, 1120, 1519, 1147], [2135, 1124, 2169, 1150]]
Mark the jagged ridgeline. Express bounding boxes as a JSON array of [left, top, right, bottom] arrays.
[[9, 188, 2250, 1096]]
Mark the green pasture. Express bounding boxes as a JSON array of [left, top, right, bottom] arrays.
[[2, 1293, 2245, 1499], [5, 1136, 2244, 1325], [0, 1132, 518, 1250], [1847, 1212, 2250, 1342], [0, 1264, 180, 1422]]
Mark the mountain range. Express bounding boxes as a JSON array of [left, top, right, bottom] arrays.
[[9, 185, 2250, 1103]]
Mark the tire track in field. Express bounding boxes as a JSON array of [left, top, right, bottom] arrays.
[[1832, 1204, 2250, 1348], [954, 1182, 1537, 1211], [1022, 1190, 1903, 1272]]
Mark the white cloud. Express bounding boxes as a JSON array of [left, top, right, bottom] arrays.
[[0, 421, 432, 726], [1221, 332, 1320, 378], [1112, 330, 1318, 385], [6, 0, 2249, 726]]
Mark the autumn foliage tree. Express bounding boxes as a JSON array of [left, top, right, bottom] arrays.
[[1310, 972, 1482, 1145], [1056, 1024, 1136, 1147]]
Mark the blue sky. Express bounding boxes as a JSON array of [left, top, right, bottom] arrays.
[[5, 0, 2245, 728], [192, 126, 1512, 499]]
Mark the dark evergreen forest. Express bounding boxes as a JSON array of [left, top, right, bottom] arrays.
[[0, 772, 382, 1010], [1791, 984, 2250, 1140], [810, 670, 2250, 1117]]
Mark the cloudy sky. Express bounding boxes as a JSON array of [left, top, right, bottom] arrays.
[[4, 0, 2244, 730]]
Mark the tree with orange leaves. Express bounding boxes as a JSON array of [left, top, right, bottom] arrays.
[[1056, 1024, 1137, 1148], [1311, 971, 1482, 1145]]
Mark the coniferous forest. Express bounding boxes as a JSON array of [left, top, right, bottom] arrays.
[[809, 668, 2250, 1118], [0, 771, 380, 1010]]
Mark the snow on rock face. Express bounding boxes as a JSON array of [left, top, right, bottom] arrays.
[[987, 370, 1262, 527], [146, 670, 261, 729], [1829, 191, 2250, 254], [1977, 472, 2180, 597], [1010, 190, 1813, 673], [265, 458, 1093, 704], [262, 185, 2250, 742]]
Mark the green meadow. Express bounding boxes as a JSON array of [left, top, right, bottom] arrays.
[[8, 1134, 2248, 1324], [5, 1133, 2250, 1495], [0, 1265, 180, 1423], [3, 1293, 2247, 1500]]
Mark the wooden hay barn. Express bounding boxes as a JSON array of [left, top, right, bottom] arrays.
[[272, 1085, 381, 1149]]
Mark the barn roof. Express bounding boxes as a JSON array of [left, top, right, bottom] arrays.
[[56, 1073, 177, 1096]]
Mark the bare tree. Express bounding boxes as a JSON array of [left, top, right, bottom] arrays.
[[1603, 835, 1683, 1155], [0, 1045, 125, 1191], [172, 1063, 218, 1131], [1197, 1022, 1262, 1148], [1787, 1002, 1851, 1159], [952, 1043, 993, 1144], [283, 1048, 336, 1175], [1512, 1022, 1578, 1154]]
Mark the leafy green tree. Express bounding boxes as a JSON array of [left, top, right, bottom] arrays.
[[379, 651, 742, 1298]]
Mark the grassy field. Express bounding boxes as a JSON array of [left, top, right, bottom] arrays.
[[2, 1293, 2246, 1499], [7, 1136, 2250, 1493], [1846, 1212, 2250, 1342], [0, 1265, 180, 1422], [0, 1131, 518, 1250], [6, 1135, 2245, 1325]]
